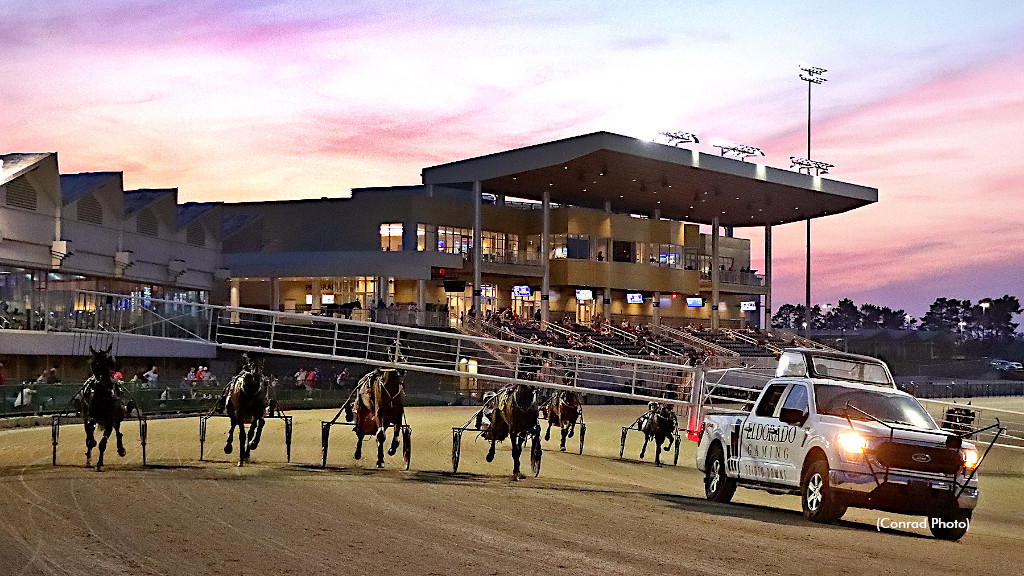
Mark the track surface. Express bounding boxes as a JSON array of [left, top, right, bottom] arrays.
[[2, 406, 1023, 576]]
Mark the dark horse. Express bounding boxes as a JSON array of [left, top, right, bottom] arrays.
[[344, 367, 405, 468], [639, 402, 677, 466], [223, 353, 270, 466], [542, 375, 582, 452], [941, 402, 977, 437], [483, 383, 539, 479], [81, 345, 133, 471]]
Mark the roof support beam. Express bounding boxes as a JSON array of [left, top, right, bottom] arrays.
[[711, 216, 720, 332], [542, 190, 551, 324], [473, 181, 482, 330]]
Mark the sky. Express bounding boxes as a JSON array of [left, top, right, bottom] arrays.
[[2, 0, 1024, 318]]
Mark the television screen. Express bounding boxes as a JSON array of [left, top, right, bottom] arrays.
[[626, 293, 643, 304], [575, 289, 593, 301], [512, 285, 532, 297], [740, 300, 757, 311], [686, 297, 704, 307], [321, 294, 335, 305]]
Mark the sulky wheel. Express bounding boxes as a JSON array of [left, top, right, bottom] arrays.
[[451, 429, 462, 473], [578, 423, 587, 455], [619, 427, 628, 458], [530, 433, 542, 477], [673, 434, 681, 466], [402, 426, 412, 470]]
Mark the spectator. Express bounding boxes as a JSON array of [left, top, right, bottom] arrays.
[[142, 366, 159, 388], [304, 368, 318, 390], [111, 369, 124, 382], [185, 366, 198, 385], [294, 368, 307, 387]]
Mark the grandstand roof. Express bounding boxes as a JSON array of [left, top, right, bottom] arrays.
[[60, 172, 121, 203], [421, 131, 877, 228]]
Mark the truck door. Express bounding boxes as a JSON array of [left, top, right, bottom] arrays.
[[738, 381, 805, 486]]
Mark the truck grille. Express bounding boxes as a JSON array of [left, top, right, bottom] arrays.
[[872, 442, 961, 474]]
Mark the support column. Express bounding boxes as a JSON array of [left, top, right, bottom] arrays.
[[541, 190, 551, 325], [711, 216, 720, 331], [272, 277, 281, 312], [764, 225, 772, 330], [416, 279, 425, 326], [804, 218, 811, 333], [603, 286, 611, 322], [229, 278, 240, 324], [473, 181, 482, 330], [653, 291, 661, 326]]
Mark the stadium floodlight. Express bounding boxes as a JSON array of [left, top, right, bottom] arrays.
[[790, 156, 834, 176], [713, 143, 765, 161], [659, 131, 700, 146], [799, 64, 828, 84]]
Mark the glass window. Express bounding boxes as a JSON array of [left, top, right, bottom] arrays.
[[566, 234, 590, 260], [380, 223, 403, 251], [612, 240, 635, 263], [781, 384, 809, 414], [417, 224, 436, 252], [437, 226, 472, 255], [809, 355, 892, 386], [814, 385, 937, 429], [755, 383, 788, 417]]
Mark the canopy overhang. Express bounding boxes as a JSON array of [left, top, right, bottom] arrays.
[[422, 131, 876, 227]]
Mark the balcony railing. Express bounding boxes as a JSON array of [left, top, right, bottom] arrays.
[[699, 270, 765, 287]]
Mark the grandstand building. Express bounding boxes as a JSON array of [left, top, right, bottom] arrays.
[[222, 132, 877, 331]]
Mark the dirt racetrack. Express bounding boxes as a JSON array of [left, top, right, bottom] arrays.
[[2, 405, 1023, 576]]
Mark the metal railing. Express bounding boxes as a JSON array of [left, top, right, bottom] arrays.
[[653, 324, 738, 357], [605, 324, 685, 358]]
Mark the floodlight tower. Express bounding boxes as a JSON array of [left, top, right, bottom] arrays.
[[799, 64, 827, 335]]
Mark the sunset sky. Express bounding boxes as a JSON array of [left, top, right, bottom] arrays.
[[2, 1, 1023, 318]]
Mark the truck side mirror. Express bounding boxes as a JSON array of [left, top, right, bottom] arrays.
[[779, 407, 808, 426]]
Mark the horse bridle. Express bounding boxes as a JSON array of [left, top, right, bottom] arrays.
[[375, 369, 405, 400]]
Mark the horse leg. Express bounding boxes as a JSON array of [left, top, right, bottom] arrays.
[[640, 434, 650, 460], [486, 435, 496, 463], [567, 420, 576, 439], [84, 421, 97, 467], [97, 426, 113, 471], [544, 418, 552, 441], [510, 433, 524, 480], [248, 417, 265, 452], [354, 430, 363, 460], [560, 426, 568, 452], [224, 420, 236, 455], [388, 423, 400, 456], [654, 438, 662, 467], [114, 420, 126, 457], [375, 427, 386, 468], [237, 421, 248, 466]]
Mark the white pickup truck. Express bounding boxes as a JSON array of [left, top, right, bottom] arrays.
[[696, 348, 984, 540]]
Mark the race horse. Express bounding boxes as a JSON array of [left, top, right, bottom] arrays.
[[344, 367, 405, 468], [223, 353, 270, 466], [81, 345, 133, 471], [639, 402, 677, 466], [941, 401, 977, 437], [542, 373, 582, 452], [483, 382, 540, 479], [336, 300, 362, 319]]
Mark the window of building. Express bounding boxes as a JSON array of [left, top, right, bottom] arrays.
[[136, 210, 159, 236], [437, 226, 472, 255], [417, 224, 436, 252], [566, 234, 591, 260], [612, 240, 635, 263], [186, 222, 206, 246], [651, 243, 684, 268], [380, 223, 403, 251], [77, 194, 103, 225], [4, 176, 38, 211]]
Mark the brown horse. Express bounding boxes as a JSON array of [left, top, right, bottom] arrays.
[[484, 382, 540, 479], [543, 388, 582, 452], [344, 368, 405, 468], [639, 402, 677, 466], [81, 345, 133, 471], [223, 353, 269, 466]]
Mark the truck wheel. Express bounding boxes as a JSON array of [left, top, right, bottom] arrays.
[[705, 444, 737, 503], [801, 459, 846, 523], [929, 510, 971, 541]]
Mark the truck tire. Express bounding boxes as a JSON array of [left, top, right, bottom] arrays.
[[929, 510, 971, 541], [705, 444, 737, 503], [801, 459, 846, 523]]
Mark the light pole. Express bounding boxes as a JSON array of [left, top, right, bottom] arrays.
[[799, 64, 826, 335], [979, 299, 991, 339]]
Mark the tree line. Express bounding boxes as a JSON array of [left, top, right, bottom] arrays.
[[772, 296, 1021, 340]]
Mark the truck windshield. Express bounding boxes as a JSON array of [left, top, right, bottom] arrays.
[[808, 356, 892, 386], [814, 385, 937, 430]]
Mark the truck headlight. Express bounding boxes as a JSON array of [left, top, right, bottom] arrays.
[[837, 431, 867, 460], [962, 448, 979, 470]]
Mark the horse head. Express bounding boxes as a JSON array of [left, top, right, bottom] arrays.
[[88, 344, 115, 382]]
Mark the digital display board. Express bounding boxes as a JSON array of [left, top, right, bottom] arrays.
[[740, 300, 757, 311], [626, 293, 643, 304], [686, 297, 704, 307], [512, 285, 532, 297], [575, 289, 593, 301]]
